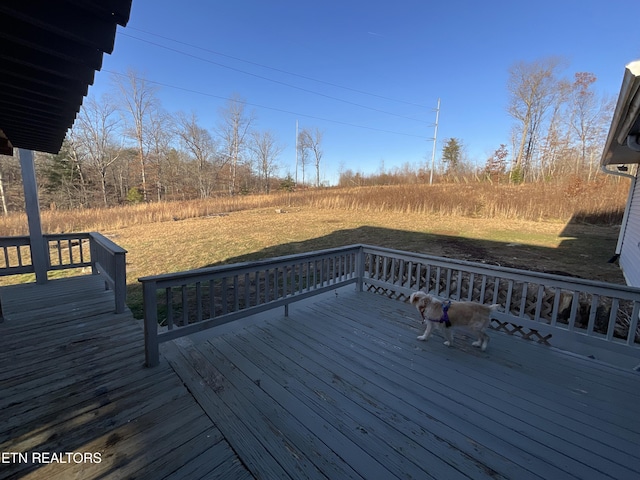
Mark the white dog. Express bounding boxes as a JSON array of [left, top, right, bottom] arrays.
[[409, 291, 499, 351]]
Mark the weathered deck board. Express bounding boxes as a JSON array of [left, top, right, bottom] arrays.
[[165, 288, 640, 480], [0, 276, 250, 480]]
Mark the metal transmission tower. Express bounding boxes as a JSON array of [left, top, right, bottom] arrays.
[[429, 98, 440, 185], [295, 120, 299, 185]]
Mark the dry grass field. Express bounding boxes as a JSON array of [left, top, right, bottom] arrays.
[[0, 180, 631, 318]]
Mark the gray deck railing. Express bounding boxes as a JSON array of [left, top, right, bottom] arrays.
[[140, 244, 640, 368], [360, 245, 640, 366], [139, 246, 362, 366], [0, 232, 127, 313]]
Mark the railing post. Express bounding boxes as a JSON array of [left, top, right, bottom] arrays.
[[143, 280, 160, 367], [355, 245, 364, 292], [114, 250, 127, 314], [89, 236, 98, 275]]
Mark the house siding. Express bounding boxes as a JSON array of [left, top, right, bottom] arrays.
[[619, 173, 640, 287]]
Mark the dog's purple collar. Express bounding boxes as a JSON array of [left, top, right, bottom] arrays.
[[426, 300, 452, 328]]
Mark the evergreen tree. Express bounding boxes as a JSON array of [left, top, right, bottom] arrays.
[[441, 138, 462, 173]]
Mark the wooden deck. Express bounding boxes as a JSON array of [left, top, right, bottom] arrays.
[[2, 277, 640, 479], [164, 288, 640, 480], [0, 275, 249, 480]]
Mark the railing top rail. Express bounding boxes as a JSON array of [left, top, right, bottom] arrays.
[[0, 236, 31, 245], [360, 244, 640, 297], [89, 232, 128, 254], [44, 232, 92, 241], [138, 244, 362, 285]]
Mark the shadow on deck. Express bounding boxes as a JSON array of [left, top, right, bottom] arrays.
[[0, 276, 249, 480], [2, 276, 640, 479]]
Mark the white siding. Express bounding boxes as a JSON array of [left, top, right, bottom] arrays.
[[619, 173, 640, 287]]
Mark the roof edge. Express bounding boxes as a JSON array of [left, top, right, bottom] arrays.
[[601, 60, 640, 166]]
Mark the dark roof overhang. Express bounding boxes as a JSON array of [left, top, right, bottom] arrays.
[[0, 0, 132, 155]]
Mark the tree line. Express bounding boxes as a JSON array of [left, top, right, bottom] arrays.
[[0, 69, 325, 212], [1, 58, 618, 212]]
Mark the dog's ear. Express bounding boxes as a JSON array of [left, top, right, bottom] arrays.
[[409, 292, 419, 305]]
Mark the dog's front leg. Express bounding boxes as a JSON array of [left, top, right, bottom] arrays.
[[442, 327, 453, 347], [417, 321, 433, 341]]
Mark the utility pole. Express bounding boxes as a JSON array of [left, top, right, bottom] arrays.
[[295, 120, 298, 185], [429, 98, 440, 185]]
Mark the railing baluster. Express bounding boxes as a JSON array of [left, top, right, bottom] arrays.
[[209, 279, 215, 318], [586, 295, 599, 335], [196, 282, 202, 323], [244, 273, 250, 307], [234, 275, 240, 311], [626, 302, 640, 346], [519, 283, 528, 318], [67, 239, 73, 265], [492, 277, 500, 305], [166, 287, 174, 330], [56, 240, 63, 266], [505, 280, 514, 314], [181, 285, 188, 326], [222, 277, 229, 313], [607, 298, 619, 341], [551, 288, 561, 326], [568, 292, 580, 331], [480, 275, 487, 303], [79, 239, 85, 264], [534, 285, 545, 323], [445, 269, 452, 298]]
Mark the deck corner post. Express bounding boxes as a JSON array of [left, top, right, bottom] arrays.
[[355, 245, 365, 292], [89, 234, 98, 276], [143, 280, 160, 367], [18, 148, 48, 284]]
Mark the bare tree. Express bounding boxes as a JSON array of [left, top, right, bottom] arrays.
[[176, 112, 218, 198], [567, 72, 613, 179], [113, 69, 159, 201], [297, 129, 310, 186], [507, 57, 565, 180], [537, 79, 572, 179], [145, 108, 174, 201], [74, 94, 122, 206], [249, 130, 283, 193], [298, 127, 324, 186], [217, 95, 254, 195]]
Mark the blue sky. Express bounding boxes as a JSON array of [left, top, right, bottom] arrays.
[[90, 0, 640, 184]]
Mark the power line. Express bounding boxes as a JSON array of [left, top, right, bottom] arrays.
[[118, 32, 430, 125], [103, 69, 427, 139], [126, 26, 432, 110]]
